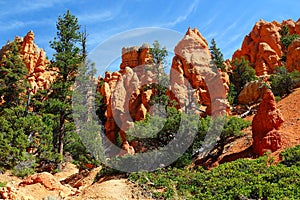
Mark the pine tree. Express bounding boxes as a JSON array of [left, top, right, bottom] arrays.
[[148, 41, 169, 108], [231, 57, 257, 92], [209, 38, 226, 71], [0, 40, 29, 110], [48, 10, 83, 156]]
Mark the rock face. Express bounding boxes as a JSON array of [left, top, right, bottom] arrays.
[[99, 28, 231, 154], [286, 38, 300, 72], [98, 45, 156, 153], [170, 27, 230, 116], [232, 20, 283, 76], [252, 89, 284, 155], [238, 80, 269, 105], [120, 44, 152, 69], [0, 30, 56, 93], [232, 19, 300, 76]]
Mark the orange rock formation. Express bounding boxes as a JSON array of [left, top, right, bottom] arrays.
[[0, 30, 56, 93], [232, 19, 300, 76], [99, 27, 232, 153], [286, 38, 300, 72], [170, 27, 230, 116], [252, 89, 284, 155], [98, 44, 157, 154]]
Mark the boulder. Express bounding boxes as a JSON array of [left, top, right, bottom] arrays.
[[238, 80, 269, 105], [19, 172, 64, 190]]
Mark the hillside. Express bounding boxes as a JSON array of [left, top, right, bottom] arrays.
[[1, 15, 300, 199]]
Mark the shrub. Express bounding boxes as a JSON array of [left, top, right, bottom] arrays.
[[0, 182, 7, 187], [0, 106, 57, 173], [221, 116, 251, 139], [129, 156, 300, 199], [229, 57, 257, 104], [281, 145, 300, 167], [281, 34, 300, 49], [270, 66, 300, 97]]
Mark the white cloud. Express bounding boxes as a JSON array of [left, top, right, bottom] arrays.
[[0, 18, 53, 32], [219, 21, 237, 38], [0, 0, 68, 17], [78, 11, 116, 24], [162, 0, 199, 27], [0, 21, 25, 32]]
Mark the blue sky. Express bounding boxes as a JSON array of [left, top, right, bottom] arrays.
[[1, 0, 299, 69]]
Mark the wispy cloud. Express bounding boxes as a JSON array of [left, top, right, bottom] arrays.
[[78, 11, 117, 24], [0, 19, 53, 32], [219, 21, 238, 38], [162, 0, 199, 27], [0, 0, 68, 17], [221, 33, 243, 59], [0, 21, 25, 32]]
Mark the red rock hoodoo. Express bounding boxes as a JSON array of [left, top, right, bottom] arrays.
[[98, 44, 156, 153], [0, 30, 56, 93], [170, 27, 230, 116], [252, 89, 284, 155], [99, 27, 232, 153], [232, 19, 300, 76]]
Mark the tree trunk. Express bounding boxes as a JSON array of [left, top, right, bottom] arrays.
[[58, 111, 65, 156]]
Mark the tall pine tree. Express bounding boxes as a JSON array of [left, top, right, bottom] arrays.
[[48, 10, 83, 156], [209, 38, 226, 71]]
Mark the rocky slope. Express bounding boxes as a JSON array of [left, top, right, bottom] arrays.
[[0, 163, 147, 200]]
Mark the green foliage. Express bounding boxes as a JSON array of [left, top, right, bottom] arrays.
[[231, 57, 257, 94], [280, 25, 299, 49], [150, 40, 168, 65], [280, 25, 290, 36], [0, 40, 29, 110], [94, 165, 124, 183], [210, 38, 226, 71], [129, 156, 300, 199], [227, 83, 238, 105], [127, 106, 182, 149], [229, 57, 257, 105], [0, 106, 57, 176], [146, 41, 171, 109], [0, 182, 7, 187], [270, 66, 300, 97], [71, 61, 104, 166], [281, 34, 299, 49], [0, 11, 101, 174], [281, 145, 300, 167], [127, 108, 250, 168], [12, 165, 35, 178], [47, 10, 83, 156], [221, 116, 251, 139]]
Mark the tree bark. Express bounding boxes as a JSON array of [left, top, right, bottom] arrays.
[[58, 111, 65, 156]]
